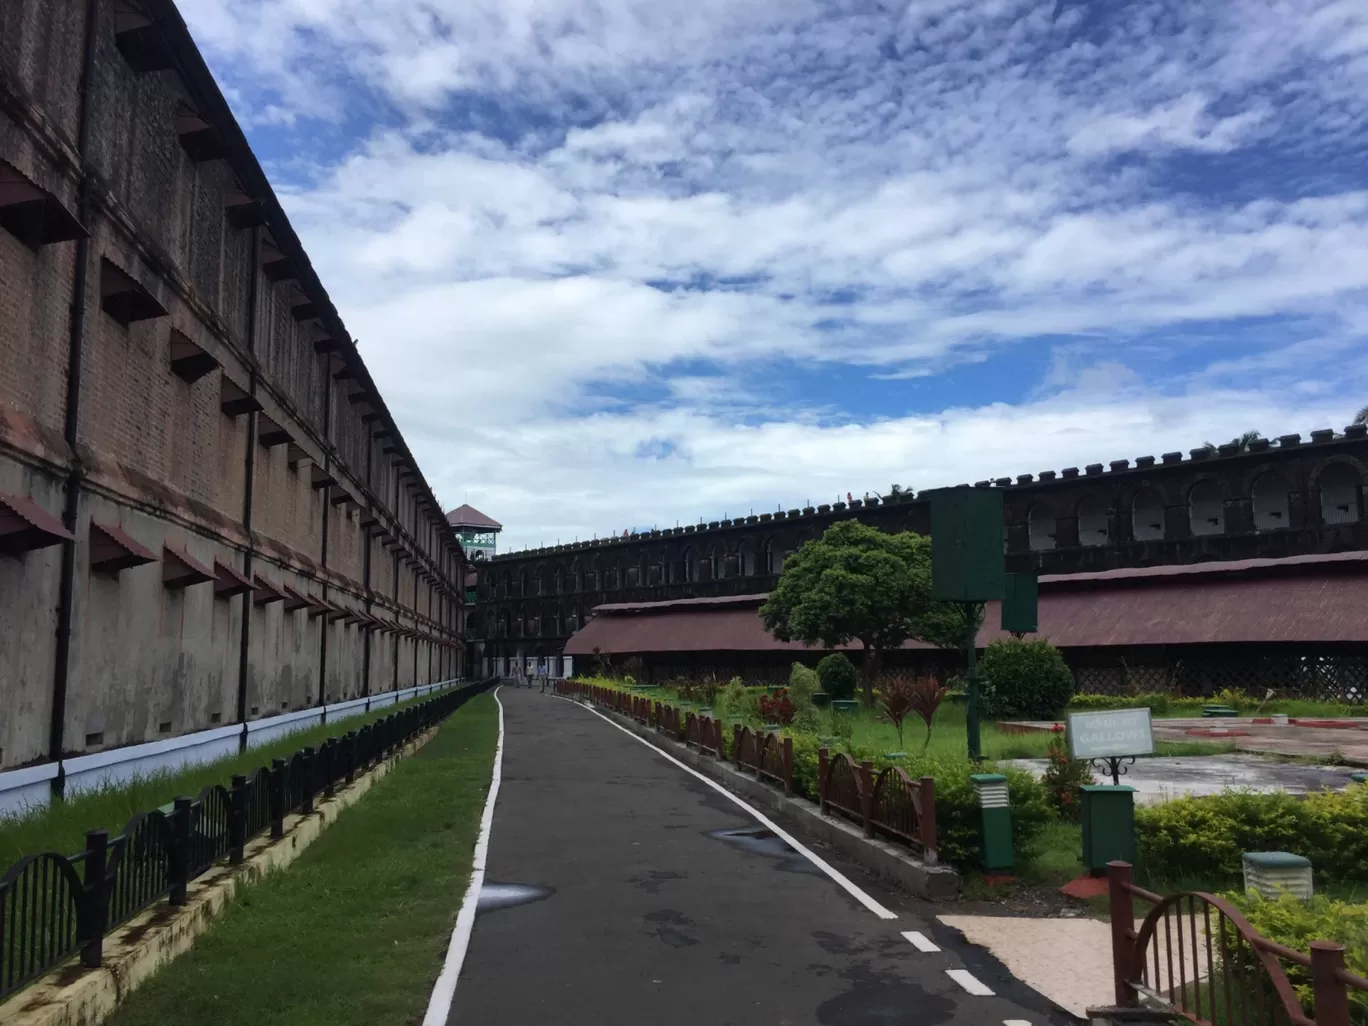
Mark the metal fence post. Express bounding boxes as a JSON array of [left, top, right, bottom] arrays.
[[269, 759, 286, 838], [818, 747, 829, 814], [782, 737, 793, 795], [1107, 861, 1135, 1006], [228, 774, 247, 864], [80, 829, 109, 968], [169, 797, 192, 906], [1310, 941, 1352, 1026], [859, 760, 875, 838], [918, 776, 937, 861], [300, 748, 316, 814]]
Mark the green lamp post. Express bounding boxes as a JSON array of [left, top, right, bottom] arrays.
[[928, 488, 1007, 763]]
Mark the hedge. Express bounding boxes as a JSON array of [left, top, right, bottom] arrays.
[[1136, 783, 1368, 884]]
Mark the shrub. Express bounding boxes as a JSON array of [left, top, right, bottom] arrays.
[[718, 677, 756, 722], [1135, 783, 1368, 885], [758, 689, 796, 726], [787, 664, 821, 732], [979, 639, 1076, 720], [1229, 892, 1368, 1022], [817, 653, 858, 701], [1042, 725, 1094, 820], [904, 676, 948, 754], [1067, 692, 1173, 714], [786, 732, 1052, 871], [878, 675, 919, 751]]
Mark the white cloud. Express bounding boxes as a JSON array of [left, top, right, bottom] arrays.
[[176, 0, 1368, 547]]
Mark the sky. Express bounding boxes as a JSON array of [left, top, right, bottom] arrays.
[[181, 0, 1368, 552]]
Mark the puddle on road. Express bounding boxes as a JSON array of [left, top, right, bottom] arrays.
[[477, 881, 555, 915], [707, 826, 822, 875]]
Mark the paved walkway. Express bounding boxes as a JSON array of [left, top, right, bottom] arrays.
[[450, 687, 1070, 1026], [1004, 752, 1363, 805]]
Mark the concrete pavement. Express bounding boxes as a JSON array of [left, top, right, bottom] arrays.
[[449, 687, 1070, 1026]]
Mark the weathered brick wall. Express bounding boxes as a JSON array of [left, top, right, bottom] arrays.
[[0, 0, 464, 773]]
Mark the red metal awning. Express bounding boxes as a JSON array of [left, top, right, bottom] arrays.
[[89, 522, 159, 575], [0, 490, 73, 557], [252, 575, 287, 605], [213, 559, 254, 598], [162, 543, 216, 589], [280, 584, 312, 612]]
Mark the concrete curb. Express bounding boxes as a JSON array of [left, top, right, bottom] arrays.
[[587, 702, 960, 900], [0, 723, 446, 1026]]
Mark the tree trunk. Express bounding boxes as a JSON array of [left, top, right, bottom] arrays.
[[859, 642, 882, 705]]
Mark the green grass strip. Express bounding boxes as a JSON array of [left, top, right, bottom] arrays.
[[105, 692, 498, 1026], [1, 692, 449, 863]]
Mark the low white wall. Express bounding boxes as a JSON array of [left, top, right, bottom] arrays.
[[0, 680, 465, 822]]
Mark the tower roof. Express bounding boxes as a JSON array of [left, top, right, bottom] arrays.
[[446, 504, 502, 531]]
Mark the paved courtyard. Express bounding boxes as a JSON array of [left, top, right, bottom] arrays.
[[1005, 751, 1363, 804]]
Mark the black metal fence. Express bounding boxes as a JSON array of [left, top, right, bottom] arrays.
[[0, 681, 488, 1002]]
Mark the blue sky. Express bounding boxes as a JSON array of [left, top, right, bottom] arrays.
[[183, 0, 1368, 550]]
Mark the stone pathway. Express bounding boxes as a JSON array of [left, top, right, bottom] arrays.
[[1004, 752, 1362, 805]]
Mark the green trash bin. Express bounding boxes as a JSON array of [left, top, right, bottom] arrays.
[[830, 700, 859, 715], [1080, 784, 1136, 874]]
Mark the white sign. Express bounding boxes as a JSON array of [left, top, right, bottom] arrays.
[[1067, 708, 1155, 760]]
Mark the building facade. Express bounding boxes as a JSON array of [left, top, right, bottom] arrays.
[[0, 0, 465, 775], [478, 429, 1368, 678]]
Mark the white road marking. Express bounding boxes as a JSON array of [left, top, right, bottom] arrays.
[[901, 930, 940, 953], [560, 695, 899, 921], [1004, 1020, 1033, 1025], [946, 968, 994, 996], [422, 686, 505, 1026]]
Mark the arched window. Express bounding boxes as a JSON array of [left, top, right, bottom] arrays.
[[739, 542, 756, 577], [1320, 463, 1363, 525], [648, 558, 663, 585], [553, 566, 563, 594], [625, 561, 641, 587], [517, 570, 527, 597], [681, 547, 696, 583], [1132, 490, 1165, 541], [1028, 504, 1056, 551], [500, 572, 511, 598], [724, 549, 740, 578], [604, 562, 619, 590], [498, 611, 510, 638], [535, 568, 546, 595], [1077, 496, 1109, 546], [1189, 481, 1224, 536], [1251, 473, 1290, 532]]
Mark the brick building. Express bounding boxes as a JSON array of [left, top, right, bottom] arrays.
[[477, 429, 1368, 682], [0, 0, 465, 776]]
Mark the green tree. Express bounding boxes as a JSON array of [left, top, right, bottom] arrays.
[[978, 638, 1077, 720], [760, 520, 963, 704]]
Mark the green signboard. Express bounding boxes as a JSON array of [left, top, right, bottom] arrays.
[[1000, 573, 1038, 634], [927, 488, 1006, 602], [1067, 709, 1155, 760]]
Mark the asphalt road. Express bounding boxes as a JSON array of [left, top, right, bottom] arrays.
[[449, 686, 1070, 1026]]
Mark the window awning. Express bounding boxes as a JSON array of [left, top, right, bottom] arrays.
[[213, 559, 254, 598], [89, 521, 158, 575], [280, 584, 312, 612], [306, 595, 332, 619], [162, 543, 216, 589], [220, 377, 262, 418], [168, 330, 219, 384], [257, 414, 291, 449], [252, 575, 287, 605], [0, 491, 74, 557], [0, 160, 87, 248], [100, 259, 167, 327]]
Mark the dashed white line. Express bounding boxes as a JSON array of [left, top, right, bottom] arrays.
[[946, 968, 994, 996], [1003, 1020, 1033, 1025], [900, 930, 941, 953]]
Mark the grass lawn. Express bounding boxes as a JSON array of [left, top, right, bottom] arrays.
[[609, 681, 1235, 761], [1, 691, 447, 864], [105, 692, 498, 1026]]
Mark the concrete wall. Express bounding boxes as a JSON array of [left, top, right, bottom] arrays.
[[0, 0, 465, 774]]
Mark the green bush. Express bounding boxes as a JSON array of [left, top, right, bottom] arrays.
[[817, 653, 858, 701], [787, 663, 821, 732], [1067, 692, 1173, 714], [979, 639, 1076, 720], [786, 732, 1052, 871], [1136, 783, 1368, 885], [1229, 892, 1368, 1022]]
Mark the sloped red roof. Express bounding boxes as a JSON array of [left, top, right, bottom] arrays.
[[564, 555, 1368, 655], [446, 504, 501, 530]]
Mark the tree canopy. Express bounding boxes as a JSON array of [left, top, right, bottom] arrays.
[[759, 520, 963, 701]]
